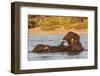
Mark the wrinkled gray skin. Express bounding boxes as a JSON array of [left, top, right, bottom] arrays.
[[32, 31, 84, 54]]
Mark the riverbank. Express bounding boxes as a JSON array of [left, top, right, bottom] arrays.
[[29, 27, 87, 36]]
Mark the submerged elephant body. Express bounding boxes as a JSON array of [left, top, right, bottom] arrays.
[[32, 31, 84, 54], [32, 44, 68, 53]]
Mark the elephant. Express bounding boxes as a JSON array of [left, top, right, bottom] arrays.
[[32, 31, 84, 54]]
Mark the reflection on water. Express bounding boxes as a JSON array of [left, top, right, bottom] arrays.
[[28, 34, 88, 61]]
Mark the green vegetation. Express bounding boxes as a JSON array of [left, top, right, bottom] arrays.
[[28, 15, 88, 30]]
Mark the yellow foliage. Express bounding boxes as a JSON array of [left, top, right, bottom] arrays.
[[28, 15, 88, 30]]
